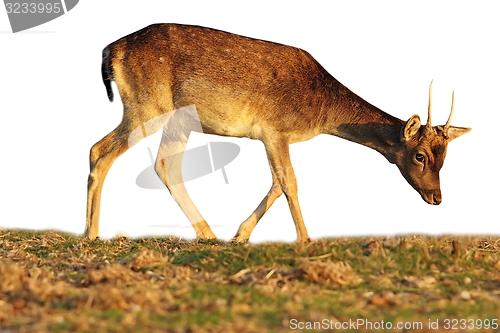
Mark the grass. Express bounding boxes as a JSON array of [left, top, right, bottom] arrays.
[[1, 229, 500, 332]]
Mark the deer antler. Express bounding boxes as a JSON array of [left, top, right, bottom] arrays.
[[426, 80, 433, 129], [444, 91, 455, 134]]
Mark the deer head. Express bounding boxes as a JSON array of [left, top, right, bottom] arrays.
[[392, 81, 471, 205]]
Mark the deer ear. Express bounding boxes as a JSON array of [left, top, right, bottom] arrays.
[[446, 126, 472, 141], [402, 114, 421, 142]]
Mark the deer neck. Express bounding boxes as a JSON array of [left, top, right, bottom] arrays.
[[321, 85, 405, 164]]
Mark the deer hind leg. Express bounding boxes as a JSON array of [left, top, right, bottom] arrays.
[[154, 128, 217, 240], [232, 172, 282, 243], [85, 122, 135, 239]]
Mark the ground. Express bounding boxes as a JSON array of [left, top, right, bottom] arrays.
[[0, 229, 499, 332]]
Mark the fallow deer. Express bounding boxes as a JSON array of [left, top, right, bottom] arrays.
[[85, 24, 471, 243]]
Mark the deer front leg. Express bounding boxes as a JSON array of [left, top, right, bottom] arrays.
[[232, 172, 282, 243], [154, 129, 216, 240], [263, 137, 311, 243]]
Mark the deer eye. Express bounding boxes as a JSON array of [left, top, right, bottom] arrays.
[[415, 153, 425, 163]]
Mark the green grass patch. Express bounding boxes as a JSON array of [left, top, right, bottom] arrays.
[[1, 230, 499, 332]]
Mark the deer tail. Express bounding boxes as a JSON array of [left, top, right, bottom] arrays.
[[101, 46, 114, 102]]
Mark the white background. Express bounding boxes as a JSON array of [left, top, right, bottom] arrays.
[[0, 1, 498, 242]]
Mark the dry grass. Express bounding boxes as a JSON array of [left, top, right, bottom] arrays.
[[0, 230, 500, 332]]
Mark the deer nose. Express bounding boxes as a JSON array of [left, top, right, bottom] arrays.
[[432, 193, 442, 205], [420, 189, 442, 205]]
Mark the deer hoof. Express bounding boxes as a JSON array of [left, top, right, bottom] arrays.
[[297, 237, 312, 244], [230, 235, 249, 244], [84, 231, 99, 240]]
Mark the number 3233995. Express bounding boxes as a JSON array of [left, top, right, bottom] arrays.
[[443, 319, 498, 330], [5, 2, 62, 14]]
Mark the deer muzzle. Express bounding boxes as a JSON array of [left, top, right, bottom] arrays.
[[419, 189, 442, 205]]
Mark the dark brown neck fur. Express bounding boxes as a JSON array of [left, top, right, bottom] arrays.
[[318, 79, 405, 162]]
